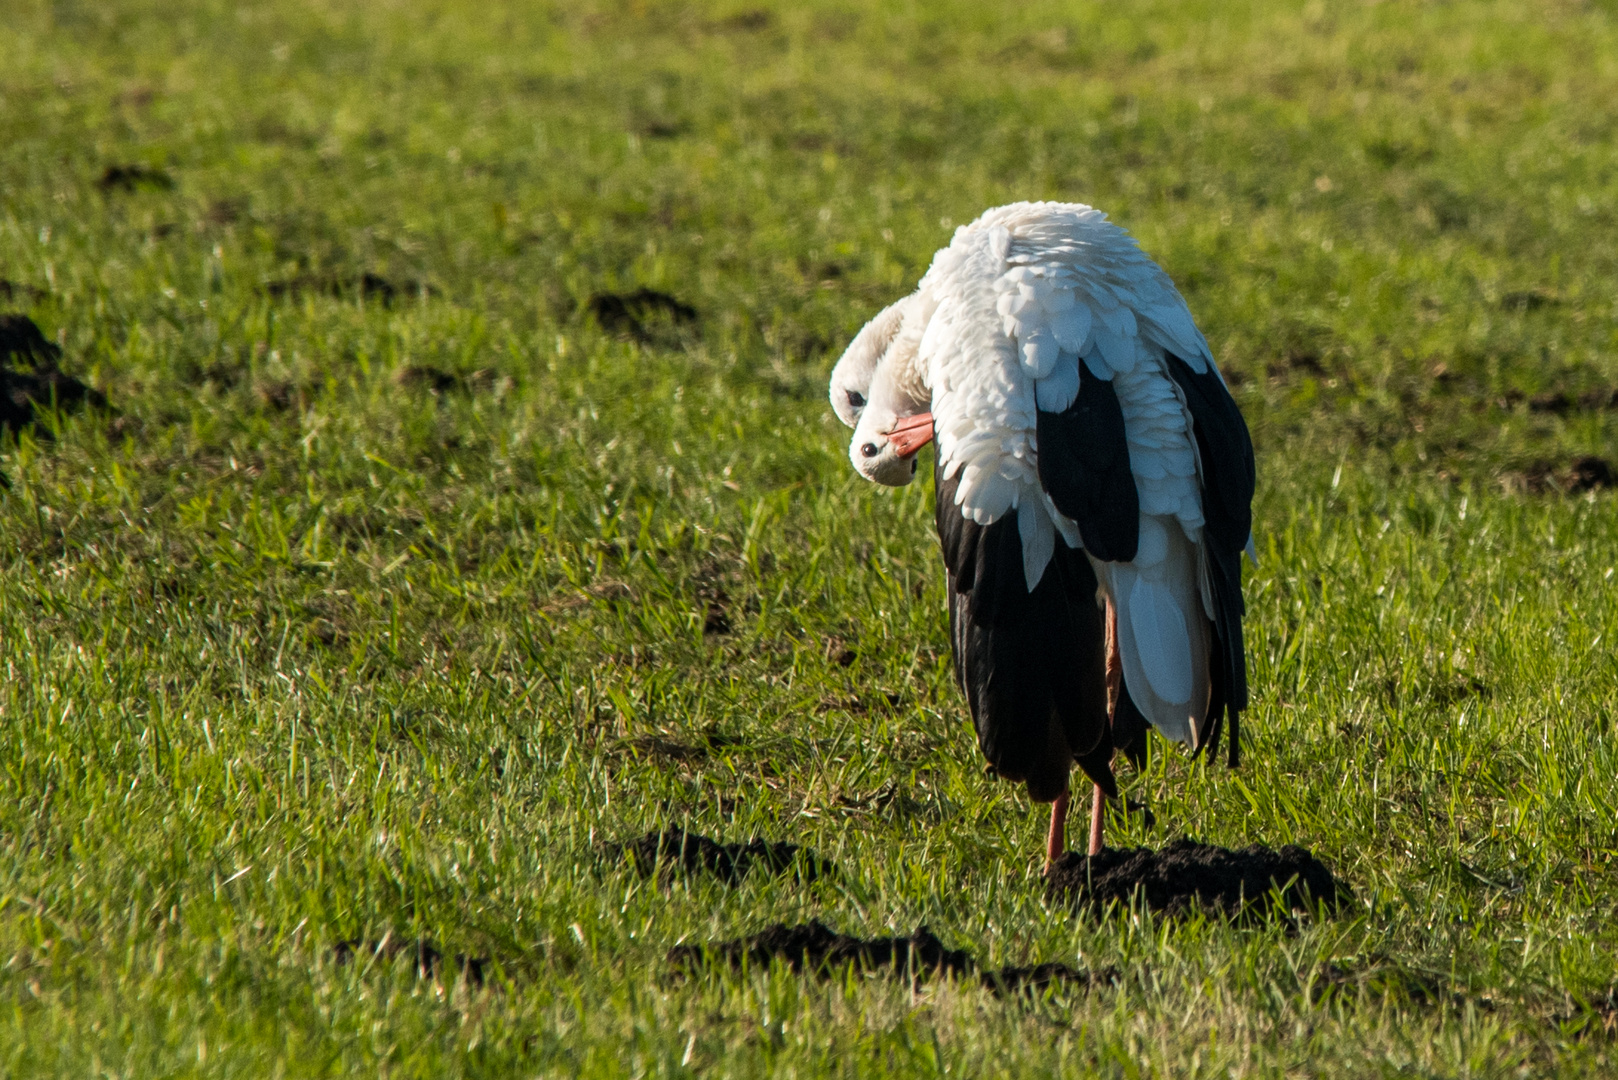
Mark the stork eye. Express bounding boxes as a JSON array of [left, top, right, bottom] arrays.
[[860, 442, 880, 459], [846, 390, 866, 409]]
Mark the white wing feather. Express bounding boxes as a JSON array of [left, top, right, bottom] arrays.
[[1033, 354, 1080, 413], [1128, 576, 1193, 706], [1091, 519, 1211, 744]]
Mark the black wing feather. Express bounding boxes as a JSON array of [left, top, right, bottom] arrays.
[[1034, 361, 1154, 773], [1164, 353, 1255, 766], [936, 457, 1115, 802], [1036, 362, 1138, 562]]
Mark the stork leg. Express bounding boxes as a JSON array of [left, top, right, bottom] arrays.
[[1053, 600, 1125, 869], [1088, 781, 1105, 856], [1044, 789, 1069, 871], [1088, 599, 1124, 858]]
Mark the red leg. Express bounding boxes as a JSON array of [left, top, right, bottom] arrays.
[[1088, 782, 1105, 856], [1044, 789, 1070, 871]]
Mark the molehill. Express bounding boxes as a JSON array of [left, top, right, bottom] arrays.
[[1045, 839, 1344, 917]]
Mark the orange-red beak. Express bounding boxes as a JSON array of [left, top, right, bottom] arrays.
[[887, 412, 935, 459]]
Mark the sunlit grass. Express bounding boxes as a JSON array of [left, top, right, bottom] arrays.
[[3, 0, 1618, 1074]]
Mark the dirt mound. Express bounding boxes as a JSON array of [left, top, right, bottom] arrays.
[[332, 937, 486, 987], [608, 828, 827, 883], [671, 920, 1106, 994], [0, 366, 104, 434], [1045, 839, 1344, 918]]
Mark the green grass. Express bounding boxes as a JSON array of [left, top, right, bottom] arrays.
[[4, 0, 1618, 1074]]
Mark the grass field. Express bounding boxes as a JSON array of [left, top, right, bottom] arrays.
[[4, 0, 1618, 1074]]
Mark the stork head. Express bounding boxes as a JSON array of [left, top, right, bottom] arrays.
[[828, 297, 907, 429], [830, 295, 935, 487]]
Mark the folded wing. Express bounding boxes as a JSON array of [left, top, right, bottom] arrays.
[[920, 201, 1252, 758]]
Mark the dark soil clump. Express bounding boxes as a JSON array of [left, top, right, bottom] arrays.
[[393, 366, 500, 395], [1499, 288, 1561, 311], [983, 961, 1114, 995], [332, 937, 487, 987], [1501, 456, 1618, 495], [0, 367, 104, 433], [1557, 987, 1618, 1037], [254, 380, 311, 413], [395, 365, 464, 393], [616, 731, 741, 763], [586, 289, 698, 340], [702, 600, 732, 634], [1568, 456, 1616, 493], [0, 314, 109, 436], [669, 921, 973, 979], [97, 163, 175, 192], [715, 9, 772, 31], [264, 271, 431, 306], [1045, 839, 1344, 918], [0, 314, 61, 363], [1528, 391, 1574, 415], [0, 280, 47, 305], [609, 828, 826, 883]]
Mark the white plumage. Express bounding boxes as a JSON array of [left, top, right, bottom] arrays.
[[832, 201, 1250, 752]]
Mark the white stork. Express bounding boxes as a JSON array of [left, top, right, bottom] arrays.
[[830, 202, 1255, 868]]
